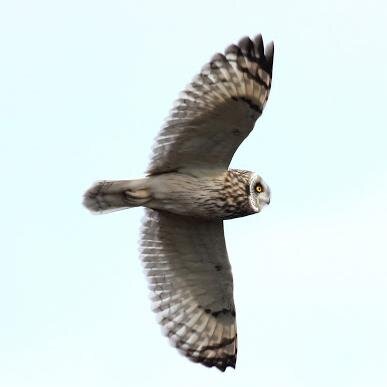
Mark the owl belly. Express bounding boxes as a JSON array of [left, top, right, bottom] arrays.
[[146, 171, 254, 220]]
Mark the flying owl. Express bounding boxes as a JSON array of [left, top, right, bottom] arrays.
[[83, 35, 274, 371]]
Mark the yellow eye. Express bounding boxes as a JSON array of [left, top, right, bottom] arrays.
[[255, 183, 263, 193]]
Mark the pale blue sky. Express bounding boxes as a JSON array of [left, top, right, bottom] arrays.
[[1, 0, 386, 386]]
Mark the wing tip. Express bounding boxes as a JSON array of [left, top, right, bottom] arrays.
[[253, 34, 264, 57], [264, 40, 275, 73], [230, 34, 274, 75], [225, 43, 241, 57], [185, 352, 236, 372], [238, 36, 254, 55]]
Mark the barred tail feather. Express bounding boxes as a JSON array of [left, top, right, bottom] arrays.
[[83, 179, 151, 214]]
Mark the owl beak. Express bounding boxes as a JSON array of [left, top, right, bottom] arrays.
[[261, 196, 270, 206], [258, 196, 270, 211]]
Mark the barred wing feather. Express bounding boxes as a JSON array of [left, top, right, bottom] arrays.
[[147, 35, 274, 174], [141, 209, 237, 371]]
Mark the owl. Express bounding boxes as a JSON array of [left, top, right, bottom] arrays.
[[84, 35, 274, 371]]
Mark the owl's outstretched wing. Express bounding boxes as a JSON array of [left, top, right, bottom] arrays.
[[141, 209, 237, 371], [147, 35, 274, 175]]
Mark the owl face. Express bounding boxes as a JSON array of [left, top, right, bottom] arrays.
[[249, 174, 271, 213]]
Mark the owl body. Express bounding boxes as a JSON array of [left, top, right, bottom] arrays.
[[83, 35, 274, 371], [85, 169, 270, 221], [145, 169, 269, 220]]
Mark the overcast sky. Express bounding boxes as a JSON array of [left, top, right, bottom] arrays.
[[1, 0, 386, 386]]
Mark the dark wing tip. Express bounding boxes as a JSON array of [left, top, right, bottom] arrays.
[[235, 34, 274, 75], [194, 355, 236, 372], [225, 43, 241, 56], [253, 34, 264, 57], [210, 52, 227, 64], [216, 355, 236, 372], [238, 36, 254, 55], [264, 41, 274, 74]]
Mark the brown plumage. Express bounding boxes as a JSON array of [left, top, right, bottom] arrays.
[[83, 35, 274, 371]]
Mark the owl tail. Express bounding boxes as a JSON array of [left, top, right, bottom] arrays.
[[83, 179, 151, 214]]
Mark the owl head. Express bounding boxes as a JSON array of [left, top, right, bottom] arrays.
[[249, 174, 271, 213]]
